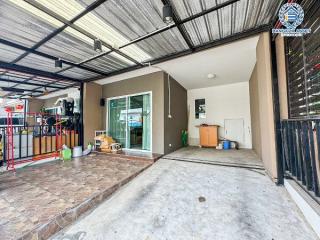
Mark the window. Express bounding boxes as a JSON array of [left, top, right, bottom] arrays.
[[286, 1, 320, 118]]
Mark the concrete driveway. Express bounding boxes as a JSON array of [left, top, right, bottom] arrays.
[[52, 159, 318, 240]]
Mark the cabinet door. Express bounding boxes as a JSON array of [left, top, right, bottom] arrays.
[[208, 127, 218, 147], [200, 127, 208, 146]]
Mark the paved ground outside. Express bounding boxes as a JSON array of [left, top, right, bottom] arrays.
[[52, 157, 318, 240], [0, 154, 152, 240], [164, 147, 264, 168]]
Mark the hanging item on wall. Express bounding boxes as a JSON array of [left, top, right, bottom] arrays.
[[15, 104, 24, 111], [195, 99, 206, 119]]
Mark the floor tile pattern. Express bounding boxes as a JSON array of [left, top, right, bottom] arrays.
[[0, 154, 151, 240]]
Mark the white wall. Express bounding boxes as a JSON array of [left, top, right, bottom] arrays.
[[188, 82, 252, 149]]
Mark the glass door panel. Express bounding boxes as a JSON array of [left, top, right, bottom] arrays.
[[108, 93, 151, 151], [142, 94, 151, 151], [128, 95, 143, 150], [128, 94, 151, 151], [108, 97, 127, 148]]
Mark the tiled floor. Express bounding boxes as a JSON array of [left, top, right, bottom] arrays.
[[0, 153, 152, 240]]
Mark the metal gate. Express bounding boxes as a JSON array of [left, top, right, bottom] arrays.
[[280, 0, 320, 201]]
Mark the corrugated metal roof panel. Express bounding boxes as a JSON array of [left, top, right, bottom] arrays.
[[0, 0, 62, 48], [16, 54, 70, 73], [0, 43, 25, 62], [83, 53, 135, 73], [89, 0, 165, 41], [122, 27, 189, 61], [59, 67, 99, 79], [38, 27, 100, 63]]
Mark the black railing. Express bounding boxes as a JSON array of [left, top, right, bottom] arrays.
[[0, 125, 80, 165], [281, 119, 320, 199]]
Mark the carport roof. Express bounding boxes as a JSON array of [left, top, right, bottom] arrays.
[[0, 0, 282, 98]]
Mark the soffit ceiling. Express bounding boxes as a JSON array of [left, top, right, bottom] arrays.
[[96, 36, 259, 89]]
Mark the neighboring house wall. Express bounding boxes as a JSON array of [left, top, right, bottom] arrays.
[[102, 72, 165, 154], [28, 99, 44, 113], [43, 95, 67, 108], [83, 82, 102, 147], [188, 82, 252, 149], [28, 95, 68, 112], [28, 99, 44, 125], [164, 74, 188, 154], [249, 32, 278, 180]]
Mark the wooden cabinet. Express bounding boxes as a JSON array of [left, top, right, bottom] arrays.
[[199, 125, 219, 147]]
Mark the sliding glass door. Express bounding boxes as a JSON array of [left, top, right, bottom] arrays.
[[108, 97, 127, 148], [108, 93, 151, 151]]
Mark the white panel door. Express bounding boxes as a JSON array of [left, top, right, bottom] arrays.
[[224, 118, 244, 147]]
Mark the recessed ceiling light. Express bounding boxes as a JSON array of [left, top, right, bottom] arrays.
[[207, 73, 216, 79]]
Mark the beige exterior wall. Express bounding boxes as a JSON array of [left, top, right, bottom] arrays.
[[83, 82, 103, 147], [164, 74, 188, 154], [250, 32, 278, 181], [101, 71, 187, 154], [102, 72, 165, 154], [249, 65, 262, 158], [275, 35, 289, 119]]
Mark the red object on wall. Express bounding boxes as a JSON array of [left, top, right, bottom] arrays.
[[4, 107, 13, 112], [16, 104, 24, 110]]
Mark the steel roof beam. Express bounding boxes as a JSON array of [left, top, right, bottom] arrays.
[[23, 0, 142, 66], [0, 77, 65, 89], [12, 0, 109, 64], [5, 0, 239, 81], [179, 0, 240, 24], [78, 0, 241, 67], [88, 0, 241, 60], [0, 38, 109, 76], [88, 24, 271, 82], [0, 87, 43, 93], [161, 0, 194, 50], [18, 82, 79, 98], [0, 61, 80, 83]]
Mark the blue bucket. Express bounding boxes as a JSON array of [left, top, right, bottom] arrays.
[[223, 140, 231, 150]]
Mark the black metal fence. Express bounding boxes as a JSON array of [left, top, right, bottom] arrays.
[[0, 125, 80, 165], [281, 119, 320, 199]]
